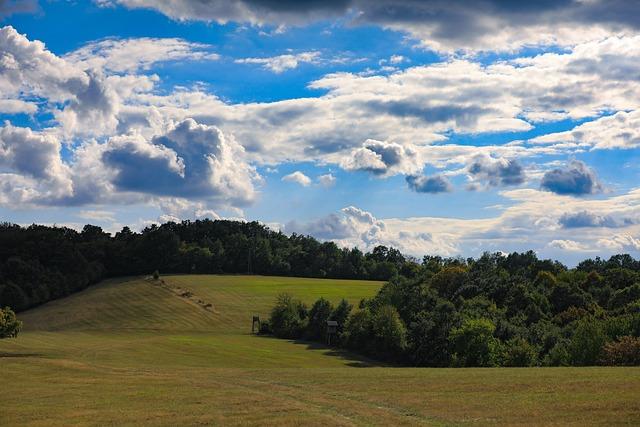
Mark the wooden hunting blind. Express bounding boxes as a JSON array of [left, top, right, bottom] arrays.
[[326, 320, 338, 345], [252, 315, 260, 333]]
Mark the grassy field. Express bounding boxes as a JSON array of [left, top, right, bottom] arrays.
[[1, 275, 639, 426]]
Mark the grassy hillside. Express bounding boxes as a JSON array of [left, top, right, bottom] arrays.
[[20, 275, 378, 333], [1, 275, 640, 426]]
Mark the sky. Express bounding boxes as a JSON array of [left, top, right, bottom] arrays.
[[1, 0, 640, 265]]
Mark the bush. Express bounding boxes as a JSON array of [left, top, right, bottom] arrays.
[[568, 317, 607, 366], [502, 337, 537, 367], [343, 304, 407, 361], [343, 308, 373, 351], [371, 305, 407, 359], [269, 293, 308, 339], [450, 318, 501, 367], [331, 299, 352, 335], [306, 298, 333, 341], [152, 270, 160, 280], [258, 321, 271, 335], [600, 336, 640, 366], [0, 307, 22, 338], [544, 340, 570, 366]]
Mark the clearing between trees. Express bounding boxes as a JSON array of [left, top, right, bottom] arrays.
[[1, 275, 639, 426]]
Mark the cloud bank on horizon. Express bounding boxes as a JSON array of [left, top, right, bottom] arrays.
[[1, 0, 640, 265]]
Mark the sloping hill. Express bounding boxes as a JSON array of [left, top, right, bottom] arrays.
[[20, 277, 217, 332], [5, 275, 382, 370], [20, 275, 381, 333]]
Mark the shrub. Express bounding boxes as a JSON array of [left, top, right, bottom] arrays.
[[331, 299, 352, 333], [600, 336, 640, 366], [502, 337, 537, 367], [544, 340, 570, 366], [343, 308, 373, 351], [568, 317, 607, 366], [450, 318, 500, 367], [371, 305, 407, 359], [269, 293, 308, 339], [306, 298, 334, 341], [152, 270, 160, 280], [343, 304, 407, 361], [0, 307, 22, 338], [258, 321, 271, 335]]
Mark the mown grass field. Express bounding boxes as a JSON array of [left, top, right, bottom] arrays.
[[1, 275, 639, 426]]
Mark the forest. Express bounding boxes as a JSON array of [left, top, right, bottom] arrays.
[[2, 219, 640, 367], [267, 252, 640, 366]]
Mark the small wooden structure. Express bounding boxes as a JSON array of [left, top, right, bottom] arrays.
[[326, 320, 338, 345], [252, 316, 261, 334]]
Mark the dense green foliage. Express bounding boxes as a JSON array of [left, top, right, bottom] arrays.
[[0, 221, 415, 311], [270, 252, 640, 366], [0, 307, 22, 338]]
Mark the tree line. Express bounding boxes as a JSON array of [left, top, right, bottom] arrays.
[[267, 252, 640, 366], [0, 220, 417, 312]]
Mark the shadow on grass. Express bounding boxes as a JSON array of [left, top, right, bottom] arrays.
[[251, 334, 383, 367], [0, 352, 45, 358]]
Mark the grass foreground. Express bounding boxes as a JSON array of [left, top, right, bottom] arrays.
[[1, 275, 639, 426]]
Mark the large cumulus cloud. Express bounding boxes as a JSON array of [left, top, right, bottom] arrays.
[[0, 26, 119, 136], [285, 205, 386, 244], [0, 118, 259, 209], [0, 124, 73, 204], [103, 118, 259, 204], [101, 0, 640, 51]]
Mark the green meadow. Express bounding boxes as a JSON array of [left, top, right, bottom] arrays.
[[1, 275, 639, 426]]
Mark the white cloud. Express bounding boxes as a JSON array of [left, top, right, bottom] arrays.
[[235, 51, 319, 73], [531, 110, 640, 151], [597, 234, 640, 252], [156, 198, 222, 222], [78, 209, 116, 222], [0, 124, 73, 204], [101, 118, 259, 204], [101, 0, 640, 52], [3, 23, 640, 253], [317, 173, 336, 188], [0, 118, 259, 210], [65, 37, 220, 73], [120, 35, 640, 170], [282, 171, 311, 186], [340, 139, 422, 176], [0, 26, 119, 137], [283, 188, 640, 262], [0, 99, 37, 114], [548, 239, 593, 252]]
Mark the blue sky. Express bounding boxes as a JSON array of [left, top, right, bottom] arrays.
[[2, 0, 640, 265]]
